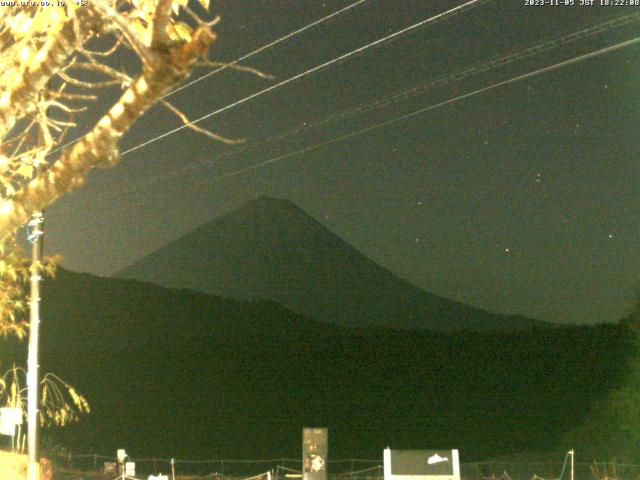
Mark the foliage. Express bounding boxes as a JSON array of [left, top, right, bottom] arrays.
[[628, 287, 640, 324], [0, 0, 235, 337], [0, 239, 59, 339], [559, 294, 640, 461], [559, 332, 640, 461], [0, 0, 248, 443], [0, 365, 89, 428], [0, 239, 30, 339]]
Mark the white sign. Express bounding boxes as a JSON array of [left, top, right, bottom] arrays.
[[0, 408, 22, 436], [117, 449, 127, 462]]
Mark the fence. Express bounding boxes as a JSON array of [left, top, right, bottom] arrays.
[[50, 456, 380, 480], [461, 460, 640, 480], [47, 454, 640, 480]]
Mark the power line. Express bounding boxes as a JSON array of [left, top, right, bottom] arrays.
[[48, 0, 369, 157], [165, 0, 369, 99], [75, 10, 640, 205], [117, 0, 491, 158], [208, 36, 639, 182], [205, 9, 640, 159], [51, 34, 640, 220]]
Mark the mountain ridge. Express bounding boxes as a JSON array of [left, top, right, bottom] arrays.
[[0, 268, 630, 461]]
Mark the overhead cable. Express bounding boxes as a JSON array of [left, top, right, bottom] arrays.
[[117, 0, 491, 158], [48, 0, 370, 156], [54, 34, 640, 218], [79, 10, 640, 203], [198, 36, 640, 182]]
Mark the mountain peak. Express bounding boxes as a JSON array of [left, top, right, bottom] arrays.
[[232, 195, 311, 218], [116, 197, 553, 332], [208, 196, 327, 238], [247, 195, 299, 209]]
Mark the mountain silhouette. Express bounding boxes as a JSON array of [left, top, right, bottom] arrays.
[[116, 196, 551, 332], [0, 269, 631, 463]]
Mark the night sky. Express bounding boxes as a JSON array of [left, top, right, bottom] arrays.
[[40, 0, 639, 325]]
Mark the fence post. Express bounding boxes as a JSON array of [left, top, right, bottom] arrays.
[[171, 458, 176, 480], [94, 453, 97, 471]]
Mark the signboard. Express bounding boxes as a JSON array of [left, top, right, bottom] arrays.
[[383, 449, 460, 480], [125, 461, 136, 476], [303, 428, 328, 480], [0, 408, 22, 436]]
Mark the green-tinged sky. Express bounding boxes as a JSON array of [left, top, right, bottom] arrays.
[[41, 0, 639, 325]]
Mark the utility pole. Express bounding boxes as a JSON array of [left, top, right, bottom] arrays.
[[27, 209, 44, 480], [569, 449, 574, 480], [27, 76, 49, 480]]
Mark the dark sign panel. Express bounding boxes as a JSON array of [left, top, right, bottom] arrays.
[[303, 428, 328, 480], [390, 450, 454, 476], [384, 449, 460, 480]]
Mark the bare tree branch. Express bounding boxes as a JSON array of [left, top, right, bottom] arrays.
[[0, 24, 217, 240], [0, 10, 99, 142], [161, 100, 242, 145], [198, 59, 274, 80], [90, 0, 157, 68], [152, 0, 174, 49], [71, 60, 133, 86], [57, 71, 121, 89]]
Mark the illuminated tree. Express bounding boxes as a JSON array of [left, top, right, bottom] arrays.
[[0, 366, 89, 431], [0, 0, 233, 335]]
